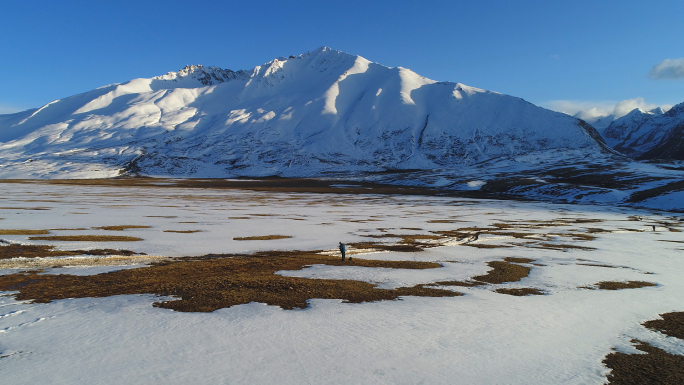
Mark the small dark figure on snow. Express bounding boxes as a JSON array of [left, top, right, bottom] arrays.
[[652, 225, 656, 231], [339, 242, 347, 261]]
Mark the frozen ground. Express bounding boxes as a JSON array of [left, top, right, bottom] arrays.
[[0, 181, 682, 384]]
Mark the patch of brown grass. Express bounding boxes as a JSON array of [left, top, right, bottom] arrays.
[[494, 288, 545, 296], [463, 244, 513, 248], [233, 235, 292, 241], [550, 232, 597, 241], [0, 251, 459, 312], [0, 229, 50, 235], [0, 244, 141, 260], [94, 225, 151, 231], [533, 243, 596, 251], [28, 235, 143, 242], [603, 340, 684, 384], [577, 263, 619, 268], [504, 257, 535, 263], [0, 245, 81, 259], [163, 230, 203, 233], [472, 259, 532, 284], [595, 281, 657, 290], [427, 220, 465, 223], [642, 312, 684, 339], [0, 206, 51, 210], [434, 280, 485, 287]]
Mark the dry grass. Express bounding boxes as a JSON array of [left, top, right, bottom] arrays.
[[0, 229, 50, 235], [642, 312, 684, 339], [595, 281, 657, 290], [463, 244, 513, 249], [577, 262, 619, 268], [434, 280, 485, 287], [233, 235, 292, 241], [494, 288, 545, 296], [550, 232, 597, 241], [533, 243, 596, 251], [0, 244, 141, 260], [471, 258, 533, 284], [0, 244, 81, 259], [0, 206, 51, 210], [28, 177, 443, 197], [163, 230, 203, 233], [28, 235, 143, 242], [0, 251, 459, 312], [603, 340, 684, 384], [93, 225, 151, 231]]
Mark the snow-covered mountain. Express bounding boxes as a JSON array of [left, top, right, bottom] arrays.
[[602, 103, 684, 159], [0, 47, 614, 178]]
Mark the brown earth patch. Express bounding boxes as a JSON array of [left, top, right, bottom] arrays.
[[0, 206, 51, 210], [347, 241, 424, 253], [0, 245, 81, 259], [495, 288, 545, 296], [427, 220, 465, 223], [503, 257, 535, 263], [0, 244, 141, 260], [93, 225, 151, 231], [463, 244, 513, 248], [434, 280, 485, 287], [28, 235, 143, 242], [533, 243, 596, 251], [577, 263, 619, 268], [163, 230, 203, 233], [0, 251, 459, 312], [595, 281, 657, 290], [603, 340, 684, 384], [0, 229, 50, 235], [233, 235, 292, 241], [471, 259, 532, 284], [49, 228, 89, 231], [550, 232, 597, 241], [643, 312, 684, 339]]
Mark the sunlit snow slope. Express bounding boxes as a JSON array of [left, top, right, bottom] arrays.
[[0, 47, 612, 178]]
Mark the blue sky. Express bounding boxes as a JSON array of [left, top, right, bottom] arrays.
[[1, 0, 682, 118]]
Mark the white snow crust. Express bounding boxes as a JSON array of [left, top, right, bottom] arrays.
[[1, 182, 682, 384]]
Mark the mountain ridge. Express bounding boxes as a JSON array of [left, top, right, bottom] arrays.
[[0, 47, 614, 178]]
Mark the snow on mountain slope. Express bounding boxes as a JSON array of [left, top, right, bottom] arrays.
[[0, 47, 613, 178], [602, 103, 684, 159]]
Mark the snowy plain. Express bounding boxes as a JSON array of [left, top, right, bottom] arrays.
[[0, 181, 682, 384]]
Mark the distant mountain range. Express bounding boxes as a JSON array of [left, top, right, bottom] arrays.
[[601, 103, 684, 160], [0, 47, 614, 178]]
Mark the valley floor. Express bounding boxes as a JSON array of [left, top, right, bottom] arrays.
[[0, 180, 682, 384]]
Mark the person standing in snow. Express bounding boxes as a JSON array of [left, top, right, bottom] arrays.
[[339, 242, 346, 261]]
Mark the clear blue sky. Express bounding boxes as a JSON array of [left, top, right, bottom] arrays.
[[1, 0, 682, 116]]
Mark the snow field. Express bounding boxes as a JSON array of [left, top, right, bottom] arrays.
[[0, 181, 682, 384]]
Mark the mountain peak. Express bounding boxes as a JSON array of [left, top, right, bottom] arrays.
[[155, 64, 247, 86], [0, 47, 612, 178]]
